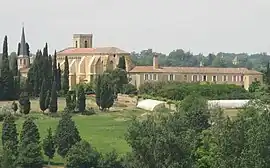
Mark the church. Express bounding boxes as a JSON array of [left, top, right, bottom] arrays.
[[56, 34, 134, 87]]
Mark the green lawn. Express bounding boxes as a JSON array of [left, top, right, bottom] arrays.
[[0, 97, 144, 165]]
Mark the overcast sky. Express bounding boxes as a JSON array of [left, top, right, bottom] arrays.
[[0, 0, 269, 55]]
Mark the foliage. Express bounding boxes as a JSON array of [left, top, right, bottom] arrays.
[[11, 101, 18, 113], [76, 84, 86, 112], [248, 81, 261, 93], [82, 107, 95, 116], [54, 112, 81, 158], [0, 36, 15, 101], [139, 81, 252, 100], [42, 127, 55, 165], [0, 105, 13, 122], [117, 56, 126, 70], [16, 142, 43, 168], [49, 81, 58, 113], [95, 74, 114, 110], [121, 83, 137, 95], [65, 140, 100, 168], [99, 150, 124, 168], [179, 94, 210, 132], [2, 113, 18, 156], [62, 56, 69, 94], [17, 117, 43, 168], [39, 79, 47, 112], [20, 117, 40, 145], [19, 91, 31, 115]]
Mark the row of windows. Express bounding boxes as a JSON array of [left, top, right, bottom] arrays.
[[193, 75, 244, 82], [144, 74, 245, 82]]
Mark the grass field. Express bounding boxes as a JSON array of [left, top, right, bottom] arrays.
[[0, 96, 143, 165]]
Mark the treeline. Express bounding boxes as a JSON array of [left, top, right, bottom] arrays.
[[0, 36, 21, 100], [139, 81, 252, 100], [132, 48, 269, 71], [27, 45, 69, 97]]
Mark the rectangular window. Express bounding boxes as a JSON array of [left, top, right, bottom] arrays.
[[153, 74, 157, 80], [144, 74, 149, 80], [232, 75, 237, 82], [192, 75, 198, 82], [202, 75, 207, 81], [240, 75, 244, 82], [168, 74, 175, 81], [184, 75, 187, 80], [223, 75, 227, 82], [212, 76, 217, 82]]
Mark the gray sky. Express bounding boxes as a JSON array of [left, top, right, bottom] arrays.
[[0, 0, 270, 55]]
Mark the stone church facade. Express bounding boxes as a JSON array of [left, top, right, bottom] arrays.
[[56, 34, 134, 88]]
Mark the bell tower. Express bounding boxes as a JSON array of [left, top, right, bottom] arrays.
[[17, 26, 30, 69], [73, 34, 93, 48]]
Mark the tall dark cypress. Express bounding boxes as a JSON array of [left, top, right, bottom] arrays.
[[17, 43, 21, 56], [49, 81, 58, 113], [39, 79, 47, 113], [117, 56, 126, 70], [57, 63, 62, 91], [62, 56, 69, 94], [25, 43, 30, 56], [0, 36, 14, 100], [52, 50, 57, 81]]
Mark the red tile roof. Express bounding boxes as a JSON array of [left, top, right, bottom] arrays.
[[129, 66, 262, 75], [58, 47, 128, 55]]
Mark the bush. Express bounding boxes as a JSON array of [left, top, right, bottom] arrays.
[[0, 105, 13, 121], [121, 84, 137, 95], [139, 81, 252, 101], [82, 107, 96, 116]]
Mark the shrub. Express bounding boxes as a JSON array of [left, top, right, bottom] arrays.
[[139, 81, 252, 101], [121, 84, 137, 95], [0, 105, 13, 121], [82, 107, 95, 116]]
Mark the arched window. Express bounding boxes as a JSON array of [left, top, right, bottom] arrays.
[[75, 41, 78, 48], [84, 40, 88, 48]]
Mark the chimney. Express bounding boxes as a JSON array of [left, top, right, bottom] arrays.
[[153, 54, 159, 69]]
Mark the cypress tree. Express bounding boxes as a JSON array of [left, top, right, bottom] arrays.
[[20, 117, 40, 145], [96, 74, 114, 110], [52, 50, 57, 81], [26, 42, 30, 56], [63, 56, 69, 94], [65, 92, 72, 111], [47, 55, 53, 90], [17, 42, 21, 55], [49, 81, 58, 113], [77, 85, 86, 112], [55, 112, 81, 158], [19, 90, 31, 115], [117, 56, 126, 70], [1, 36, 14, 100], [57, 63, 62, 91], [45, 90, 51, 110], [39, 79, 47, 113], [95, 75, 101, 108], [42, 127, 55, 166], [17, 117, 43, 168], [2, 113, 18, 155]]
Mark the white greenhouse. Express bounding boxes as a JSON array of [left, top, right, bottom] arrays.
[[208, 100, 250, 109], [137, 99, 166, 111]]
